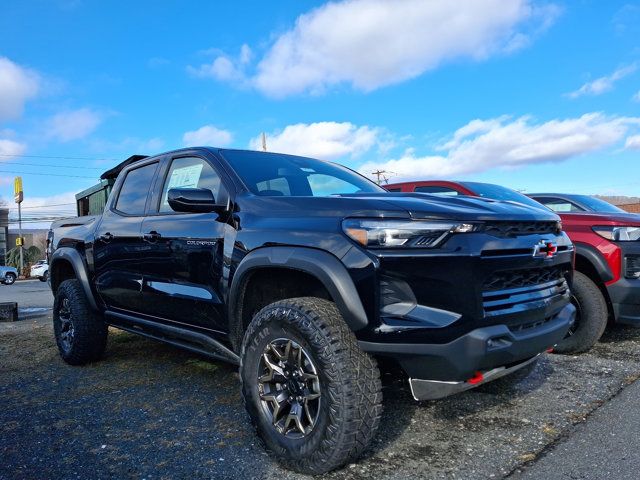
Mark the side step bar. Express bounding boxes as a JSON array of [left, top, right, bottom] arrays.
[[105, 311, 240, 365]]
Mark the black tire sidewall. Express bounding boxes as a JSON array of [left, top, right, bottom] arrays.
[[242, 312, 330, 459], [53, 279, 107, 364], [53, 282, 74, 358], [555, 271, 608, 354]]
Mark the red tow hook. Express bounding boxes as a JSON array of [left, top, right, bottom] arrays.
[[467, 371, 484, 385], [546, 347, 554, 353]]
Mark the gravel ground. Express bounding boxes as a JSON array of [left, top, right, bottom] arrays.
[[1, 314, 640, 480]]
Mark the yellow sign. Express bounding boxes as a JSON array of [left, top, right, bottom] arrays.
[[14, 176, 23, 204], [16, 237, 23, 247]]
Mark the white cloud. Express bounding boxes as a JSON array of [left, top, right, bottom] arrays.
[[250, 122, 381, 160], [183, 125, 233, 147], [188, 44, 252, 83], [199, 0, 559, 97], [567, 64, 638, 98], [0, 138, 27, 159], [0, 57, 40, 121], [46, 108, 103, 142], [625, 134, 640, 150], [359, 113, 640, 181]]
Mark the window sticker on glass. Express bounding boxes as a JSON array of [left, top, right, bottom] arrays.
[[167, 164, 204, 190]]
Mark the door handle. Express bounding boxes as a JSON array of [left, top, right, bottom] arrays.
[[143, 231, 162, 242], [99, 232, 114, 243]]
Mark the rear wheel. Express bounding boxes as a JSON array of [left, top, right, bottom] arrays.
[[554, 271, 608, 354], [3, 273, 16, 285], [40, 271, 49, 282], [53, 279, 108, 365], [240, 297, 382, 474]]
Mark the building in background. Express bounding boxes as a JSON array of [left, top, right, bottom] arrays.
[[75, 179, 115, 216], [0, 208, 8, 266], [618, 203, 640, 214]]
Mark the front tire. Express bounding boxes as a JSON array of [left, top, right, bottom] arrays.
[[53, 279, 108, 365], [554, 271, 608, 354], [240, 297, 382, 474], [4, 273, 16, 285]]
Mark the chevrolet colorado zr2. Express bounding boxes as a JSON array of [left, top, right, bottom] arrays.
[[49, 149, 575, 474]]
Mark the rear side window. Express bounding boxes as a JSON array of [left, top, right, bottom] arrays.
[[159, 157, 222, 213], [115, 162, 158, 215], [414, 186, 460, 196], [536, 197, 584, 213]]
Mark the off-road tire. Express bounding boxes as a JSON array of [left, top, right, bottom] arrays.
[[240, 297, 383, 474], [3, 272, 16, 285], [554, 271, 608, 354], [53, 279, 107, 365]]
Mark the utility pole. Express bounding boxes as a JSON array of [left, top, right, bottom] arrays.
[[261, 132, 267, 151], [14, 177, 24, 275], [371, 170, 389, 185]]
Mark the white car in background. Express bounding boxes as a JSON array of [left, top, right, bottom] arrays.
[[30, 260, 49, 282]]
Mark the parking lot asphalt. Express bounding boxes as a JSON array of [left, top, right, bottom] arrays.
[[2, 286, 640, 479], [0, 279, 53, 318]]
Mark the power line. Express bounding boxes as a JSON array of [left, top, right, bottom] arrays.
[[2, 161, 103, 170], [0, 169, 97, 179], [0, 153, 118, 161], [6, 203, 76, 210]]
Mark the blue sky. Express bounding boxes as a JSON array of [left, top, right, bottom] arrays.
[[1, 0, 639, 227]]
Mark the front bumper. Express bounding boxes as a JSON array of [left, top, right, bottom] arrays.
[[409, 355, 539, 401], [359, 303, 575, 399], [608, 242, 640, 326]]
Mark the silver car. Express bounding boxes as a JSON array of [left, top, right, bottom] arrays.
[[0, 266, 18, 286]]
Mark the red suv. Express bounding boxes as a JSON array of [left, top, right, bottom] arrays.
[[385, 181, 640, 353]]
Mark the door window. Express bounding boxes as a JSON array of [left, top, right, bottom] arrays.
[[115, 162, 158, 215], [159, 157, 222, 213]]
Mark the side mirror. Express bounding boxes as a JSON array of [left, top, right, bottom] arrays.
[[167, 188, 225, 213]]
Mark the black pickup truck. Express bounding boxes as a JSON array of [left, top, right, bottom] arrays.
[[49, 148, 575, 474]]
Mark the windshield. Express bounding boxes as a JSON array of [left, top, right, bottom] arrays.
[[219, 150, 384, 197], [461, 182, 546, 210], [571, 195, 627, 213]]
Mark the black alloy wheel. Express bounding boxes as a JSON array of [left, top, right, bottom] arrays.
[[258, 338, 321, 439]]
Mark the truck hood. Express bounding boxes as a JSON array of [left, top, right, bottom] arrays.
[[243, 192, 560, 222], [338, 192, 560, 221]]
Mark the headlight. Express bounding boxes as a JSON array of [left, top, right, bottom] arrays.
[[592, 226, 640, 242], [342, 218, 477, 248]]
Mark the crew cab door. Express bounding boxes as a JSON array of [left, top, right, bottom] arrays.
[[93, 159, 160, 311], [136, 154, 228, 333]]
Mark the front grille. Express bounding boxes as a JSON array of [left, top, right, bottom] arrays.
[[483, 265, 564, 291], [626, 255, 640, 279], [483, 221, 559, 238], [482, 266, 570, 320]]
